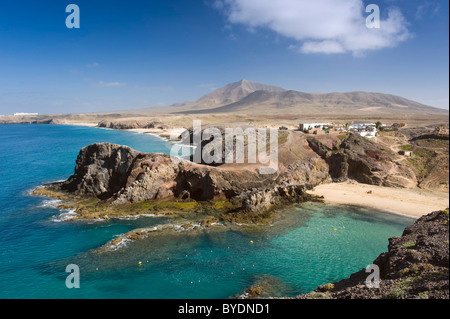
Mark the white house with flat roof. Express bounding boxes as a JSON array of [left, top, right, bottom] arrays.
[[353, 125, 377, 138]]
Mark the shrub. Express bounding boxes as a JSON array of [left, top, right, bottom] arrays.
[[384, 288, 406, 299], [308, 292, 330, 299], [402, 242, 416, 249], [322, 283, 335, 291]]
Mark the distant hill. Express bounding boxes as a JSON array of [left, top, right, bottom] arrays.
[[170, 79, 286, 112], [193, 79, 286, 109], [142, 80, 447, 115]]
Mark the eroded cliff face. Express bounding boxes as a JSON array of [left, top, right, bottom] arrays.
[[97, 120, 168, 130], [61, 143, 142, 199], [306, 133, 417, 188], [56, 142, 327, 218]]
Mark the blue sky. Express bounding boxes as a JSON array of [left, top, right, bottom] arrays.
[[0, 0, 448, 114]]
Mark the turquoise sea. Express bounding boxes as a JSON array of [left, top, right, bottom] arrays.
[[0, 124, 415, 299]]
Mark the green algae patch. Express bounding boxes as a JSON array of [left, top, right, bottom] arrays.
[[220, 208, 280, 225], [30, 183, 201, 221], [213, 200, 235, 210], [162, 201, 199, 210], [30, 183, 238, 222], [30, 181, 313, 226]]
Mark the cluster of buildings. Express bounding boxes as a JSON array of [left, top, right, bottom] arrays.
[[347, 123, 378, 138], [297, 121, 410, 139], [298, 122, 383, 138]]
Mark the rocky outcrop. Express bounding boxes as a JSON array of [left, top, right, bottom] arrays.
[[61, 143, 144, 199], [239, 185, 312, 212], [233, 275, 293, 299], [406, 133, 449, 192], [53, 142, 326, 221], [306, 133, 417, 188], [298, 209, 449, 299], [98, 120, 167, 130], [0, 118, 66, 125], [218, 185, 321, 224]]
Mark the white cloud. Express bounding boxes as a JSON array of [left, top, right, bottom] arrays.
[[301, 40, 346, 54], [415, 1, 441, 20], [97, 81, 127, 87], [213, 0, 412, 55]]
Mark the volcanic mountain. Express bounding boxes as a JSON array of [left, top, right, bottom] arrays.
[[163, 80, 446, 116]]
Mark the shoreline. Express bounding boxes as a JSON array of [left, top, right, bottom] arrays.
[[306, 181, 449, 219], [124, 127, 187, 142], [57, 122, 187, 146], [60, 122, 98, 127]]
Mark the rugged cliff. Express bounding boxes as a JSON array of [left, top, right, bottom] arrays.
[[35, 141, 327, 222], [98, 120, 168, 130], [60, 143, 319, 201], [306, 133, 417, 188]]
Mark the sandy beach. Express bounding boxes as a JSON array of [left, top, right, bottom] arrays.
[[62, 122, 98, 127], [307, 181, 449, 218]]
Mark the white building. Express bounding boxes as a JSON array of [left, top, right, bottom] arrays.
[[353, 124, 377, 138], [349, 123, 376, 130], [358, 131, 376, 138]]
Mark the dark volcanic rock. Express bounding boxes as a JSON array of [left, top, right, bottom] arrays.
[[57, 142, 327, 217], [61, 143, 190, 204], [307, 133, 417, 188], [61, 143, 141, 199]]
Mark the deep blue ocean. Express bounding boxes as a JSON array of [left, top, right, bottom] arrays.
[[0, 124, 415, 299]]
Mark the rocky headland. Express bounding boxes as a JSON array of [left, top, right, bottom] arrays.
[[31, 140, 327, 223], [32, 127, 448, 224]]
